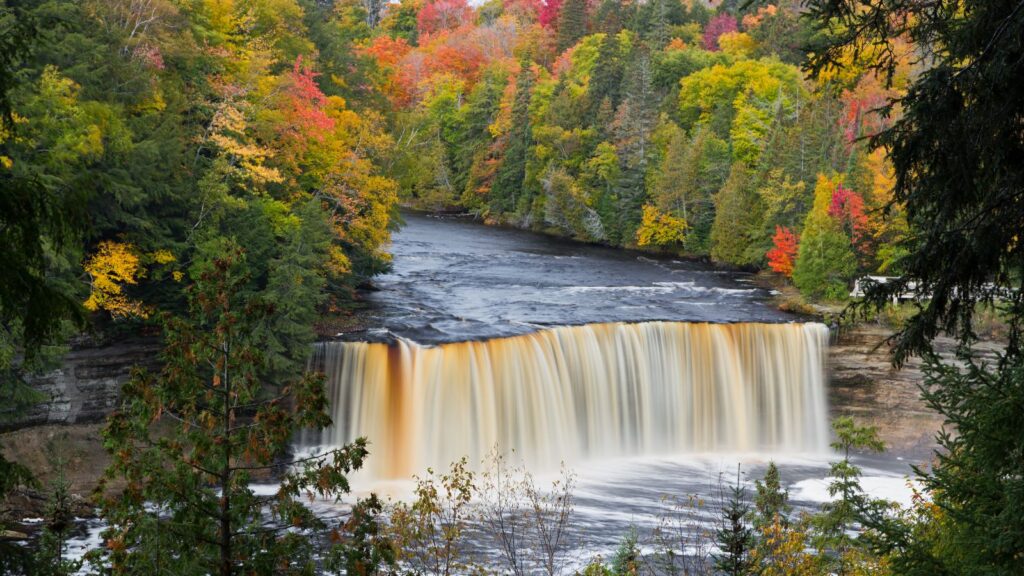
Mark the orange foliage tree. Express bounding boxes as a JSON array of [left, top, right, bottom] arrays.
[[766, 226, 799, 277]]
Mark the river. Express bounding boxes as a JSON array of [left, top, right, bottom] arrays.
[[303, 213, 918, 568], [66, 212, 920, 572], [343, 212, 795, 343]]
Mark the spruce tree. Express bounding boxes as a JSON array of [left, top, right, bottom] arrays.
[[714, 466, 753, 576], [812, 417, 884, 576], [753, 461, 791, 531], [611, 50, 658, 241], [95, 247, 378, 576], [586, 34, 623, 123], [491, 64, 535, 215], [792, 175, 857, 300], [556, 0, 588, 53]]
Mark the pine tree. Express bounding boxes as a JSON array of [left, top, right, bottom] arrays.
[[95, 247, 377, 575], [556, 0, 587, 53], [812, 417, 884, 576], [792, 175, 858, 300], [710, 163, 764, 266], [586, 33, 623, 123], [714, 466, 753, 576], [753, 461, 791, 531], [611, 49, 658, 241], [491, 64, 534, 214]]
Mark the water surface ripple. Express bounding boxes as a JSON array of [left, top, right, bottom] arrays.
[[352, 213, 796, 344]]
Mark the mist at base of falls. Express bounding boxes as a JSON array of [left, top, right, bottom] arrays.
[[302, 321, 830, 482]]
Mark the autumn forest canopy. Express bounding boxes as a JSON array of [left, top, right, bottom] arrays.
[[0, 0, 912, 353]]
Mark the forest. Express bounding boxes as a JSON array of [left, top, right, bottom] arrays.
[[375, 0, 907, 301], [2, 0, 1023, 574]]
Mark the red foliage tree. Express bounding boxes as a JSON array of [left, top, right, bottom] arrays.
[[702, 14, 738, 51], [280, 56, 335, 144], [767, 225, 799, 277], [417, 0, 472, 38], [539, 0, 562, 27], [828, 184, 870, 250]]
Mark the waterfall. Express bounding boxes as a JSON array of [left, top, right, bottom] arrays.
[[304, 321, 829, 480]]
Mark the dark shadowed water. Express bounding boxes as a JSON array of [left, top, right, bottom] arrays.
[[341, 212, 798, 344]]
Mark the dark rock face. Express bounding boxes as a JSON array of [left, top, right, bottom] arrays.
[[827, 323, 1001, 461], [13, 338, 160, 429]]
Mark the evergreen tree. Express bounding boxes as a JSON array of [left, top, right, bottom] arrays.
[[861, 351, 1024, 576], [592, 0, 627, 35], [95, 248, 377, 576], [806, 2, 1024, 573], [491, 64, 535, 215], [586, 33, 623, 123], [753, 461, 791, 531], [1, 8, 84, 571], [812, 417, 885, 576], [792, 175, 857, 300], [650, 124, 729, 255], [807, 0, 1024, 361], [556, 0, 588, 53], [714, 467, 754, 576], [31, 437, 81, 576], [611, 49, 658, 241], [453, 71, 506, 196], [710, 163, 764, 266], [611, 526, 641, 575], [636, 0, 684, 47]]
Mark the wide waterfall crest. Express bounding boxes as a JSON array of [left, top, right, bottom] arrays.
[[304, 321, 829, 480]]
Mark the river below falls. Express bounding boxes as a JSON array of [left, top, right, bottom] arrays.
[[63, 212, 926, 572]]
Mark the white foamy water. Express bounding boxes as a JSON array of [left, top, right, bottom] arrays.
[[302, 321, 831, 481]]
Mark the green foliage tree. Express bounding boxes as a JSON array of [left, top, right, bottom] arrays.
[[713, 467, 753, 576], [491, 64, 535, 215], [609, 48, 658, 242], [31, 436, 81, 576], [0, 7, 86, 571], [807, 0, 1024, 361], [611, 526, 641, 575], [802, 1, 1024, 574], [649, 124, 729, 255], [792, 175, 857, 300], [556, 0, 588, 53], [812, 416, 885, 576], [586, 34, 623, 123], [752, 461, 791, 531], [710, 163, 764, 266], [861, 352, 1024, 576], [94, 248, 373, 576]]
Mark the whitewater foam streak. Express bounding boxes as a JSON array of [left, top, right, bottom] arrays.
[[303, 321, 829, 480]]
